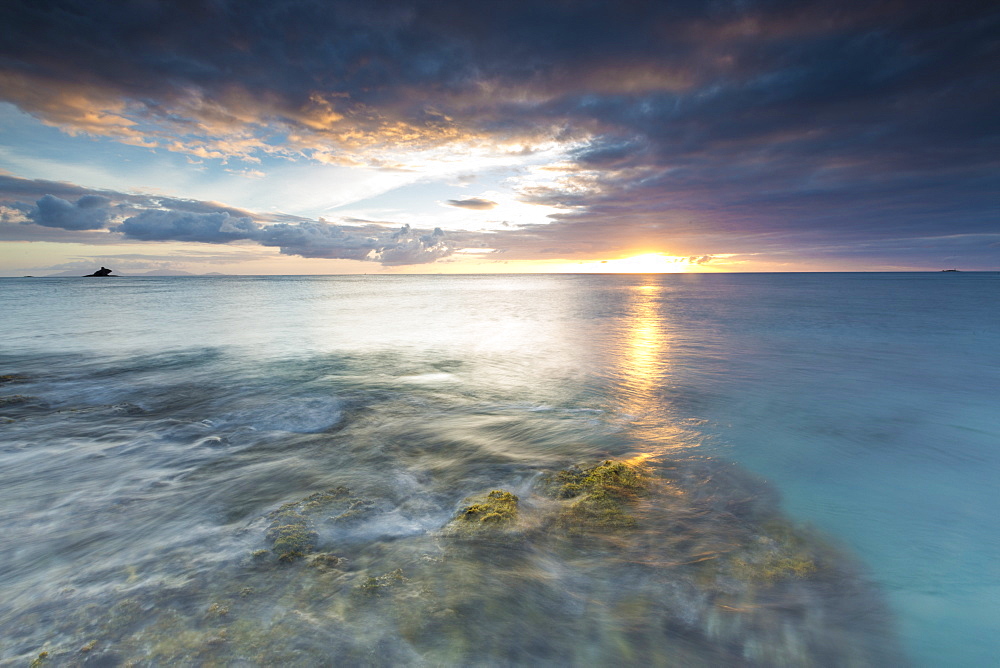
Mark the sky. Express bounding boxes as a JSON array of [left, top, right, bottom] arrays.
[[0, 0, 997, 276]]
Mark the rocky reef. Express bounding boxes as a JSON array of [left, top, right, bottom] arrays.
[[5, 456, 907, 667], [444, 489, 520, 538], [542, 458, 650, 530], [263, 486, 380, 563]]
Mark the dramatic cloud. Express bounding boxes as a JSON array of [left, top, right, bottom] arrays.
[[28, 194, 113, 230], [445, 198, 498, 210], [114, 209, 458, 264], [0, 174, 310, 226], [255, 221, 454, 264], [116, 210, 259, 243], [4, 0, 995, 170], [0, 1, 997, 270], [0, 177, 460, 265]]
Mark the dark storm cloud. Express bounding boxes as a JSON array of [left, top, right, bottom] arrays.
[[445, 198, 498, 210], [5, 1, 995, 148], [1, 0, 997, 267]]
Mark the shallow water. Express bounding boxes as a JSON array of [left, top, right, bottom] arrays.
[[0, 273, 996, 666]]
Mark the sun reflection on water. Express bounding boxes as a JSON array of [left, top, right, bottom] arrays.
[[613, 281, 695, 452]]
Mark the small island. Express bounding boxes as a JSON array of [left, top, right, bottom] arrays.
[[83, 267, 117, 277]]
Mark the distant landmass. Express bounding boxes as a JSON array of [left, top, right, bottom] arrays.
[[45, 269, 231, 277]]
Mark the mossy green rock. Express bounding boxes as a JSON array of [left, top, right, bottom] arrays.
[[460, 490, 518, 524], [266, 508, 318, 562], [263, 486, 377, 562], [544, 459, 649, 531], [441, 489, 520, 539]]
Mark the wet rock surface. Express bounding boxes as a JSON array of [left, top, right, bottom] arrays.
[[1, 457, 906, 667]]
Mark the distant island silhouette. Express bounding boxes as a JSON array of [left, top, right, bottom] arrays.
[[83, 267, 117, 277]]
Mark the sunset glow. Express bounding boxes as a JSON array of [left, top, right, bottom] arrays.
[[565, 253, 695, 273], [0, 1, 995, 275]]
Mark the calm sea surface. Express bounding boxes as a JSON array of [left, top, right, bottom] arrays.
[[0, 273, 997, 666]]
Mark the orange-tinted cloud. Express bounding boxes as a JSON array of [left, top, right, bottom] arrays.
[[0, 0, 996, 269], [445, 198, 498, 210]]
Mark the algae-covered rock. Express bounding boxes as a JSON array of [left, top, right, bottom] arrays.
[[544, 459, 649, 499], [298, 486, 381, 523], [726, 520, 820, 583], [442, 489, 520, 538], [13, 457, 902, 667], [358, 568, 407, 597], [266, 504, 318, 562], [543, 459, 649, 531], [204, 602, 229, 618], [308, 552, 346, 572], [460, 490, 518, 524], [262, 486, 379, 563]]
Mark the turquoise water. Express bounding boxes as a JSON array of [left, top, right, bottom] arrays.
[[0, 273, 996, 665]]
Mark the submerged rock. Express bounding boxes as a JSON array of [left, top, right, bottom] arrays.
[[412, 457, 905, 666], [725, 519, 819, 582], [358, 568, 407, 597], [110, 402, 145, 416], [12, 457, 904, 667], [307, 552, 346, 572], [265, 505, 318, 562], [262, 486, 380, 562], [0, 395, 33, 407], [0, 394, 45, 410]]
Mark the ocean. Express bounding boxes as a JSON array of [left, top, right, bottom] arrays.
[[0, 273, 997, 666]]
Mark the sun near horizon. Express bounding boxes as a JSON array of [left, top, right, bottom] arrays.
[[556, 253, 721, 274]]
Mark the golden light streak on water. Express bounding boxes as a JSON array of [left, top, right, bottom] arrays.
[[613, 282, 693, 452]]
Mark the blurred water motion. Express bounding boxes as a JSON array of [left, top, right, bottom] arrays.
[[0, 273, 997, 666]]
